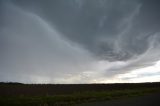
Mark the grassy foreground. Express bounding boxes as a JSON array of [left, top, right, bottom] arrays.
[[0, 82, 160, 106]]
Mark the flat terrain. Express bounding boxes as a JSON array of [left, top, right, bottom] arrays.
[[0, 82, 160, 106], [77, 92, 160, 106]]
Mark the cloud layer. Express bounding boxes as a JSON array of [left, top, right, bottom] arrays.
[[0, 0, 160, 83]]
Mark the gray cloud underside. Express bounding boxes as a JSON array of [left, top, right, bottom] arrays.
[[0, 0, 160, 83]]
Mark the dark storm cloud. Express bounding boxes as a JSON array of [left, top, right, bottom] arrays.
[[11, 0, 160, 61], [0, 1, 95, 83], [0, 0, 160, 83]]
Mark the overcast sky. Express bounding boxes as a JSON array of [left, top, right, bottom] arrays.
[[0, 0, 160, 83]]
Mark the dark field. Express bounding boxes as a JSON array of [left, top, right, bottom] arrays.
[[0, 82, 160, 106], [78, 92, 160, 106]]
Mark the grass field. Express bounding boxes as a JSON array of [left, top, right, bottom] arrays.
[[0, 82, 160, 106]]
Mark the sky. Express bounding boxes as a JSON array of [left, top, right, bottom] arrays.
[[0, 0, 160, 83]]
